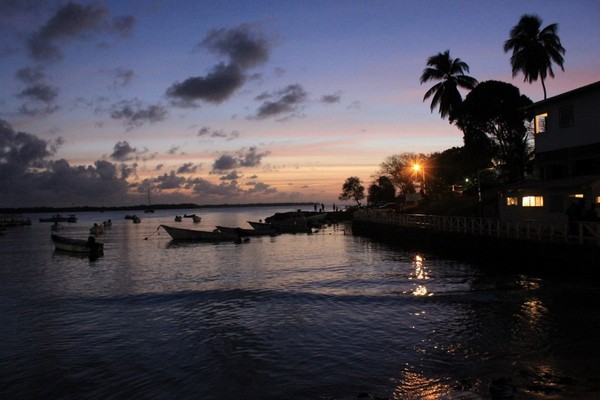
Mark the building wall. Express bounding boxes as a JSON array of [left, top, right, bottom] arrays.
[[534, 82, 600, 153]]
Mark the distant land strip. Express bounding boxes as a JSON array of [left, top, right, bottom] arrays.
[[0, 202, 318, 214]]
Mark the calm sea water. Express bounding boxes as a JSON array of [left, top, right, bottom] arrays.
[[1, 205, 600, 399]]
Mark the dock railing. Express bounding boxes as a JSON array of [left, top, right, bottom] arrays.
[[354, 209, 600, 247]]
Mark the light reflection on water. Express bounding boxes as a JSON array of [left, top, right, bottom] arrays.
[[1, 207, 600, 399]]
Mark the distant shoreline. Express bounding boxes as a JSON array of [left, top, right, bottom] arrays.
[[0, 202, 318, 214]]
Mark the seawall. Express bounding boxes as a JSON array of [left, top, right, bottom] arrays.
[[352, 217, 600, 278]]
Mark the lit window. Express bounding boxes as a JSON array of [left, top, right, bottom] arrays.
[[569, 193, 584, 199], [522, 196, 544, 207], [535, 113, 547, 133], [506, 197, 518, 206], [596, 196, 600, 204]]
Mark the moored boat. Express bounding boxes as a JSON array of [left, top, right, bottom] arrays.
[[247, 220, 312, 234], [160, 224, 240, 242], [51, 233, 104, 255], [192, 215, 201, 223], [216, 225, 276, 237], [174, 215, 182, 222]]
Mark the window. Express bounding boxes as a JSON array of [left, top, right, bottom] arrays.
[[506, 197, 518, 206], [522, 196, 544, 207], [535, 113, 547, 133], [559, 105, 574, 128]]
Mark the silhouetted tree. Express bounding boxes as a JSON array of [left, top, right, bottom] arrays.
[[377, 153, 424, 196], [339, 176, 365, 206], [420, 50, 478, 120], [367, 176, 396, 205], [454, 80, 533, 182], [504, 14, 565, 100]]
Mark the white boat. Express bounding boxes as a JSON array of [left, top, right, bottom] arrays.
[[51, 233, 104, 255], [160, 225, 240, 242]]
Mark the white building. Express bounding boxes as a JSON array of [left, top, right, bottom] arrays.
[[498, 80, 600, 223]]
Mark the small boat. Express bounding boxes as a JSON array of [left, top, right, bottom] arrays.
[[40, 213, 66, 223], [192, 215, 201, 223], [217, 225, 276, 237], [51, 233, 104, 255], [174, 215, 182, 222], [90, 223, 104, 235], [183, 214, 197, 218], [66, 214, 78, 223], [247, 220, 312, 234], [132, 215, 141, 223], [160, 225, 240, 242]]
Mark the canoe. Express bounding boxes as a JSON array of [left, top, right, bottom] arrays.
[[51, 233, 104, 255], [160, 225, 240, 242]]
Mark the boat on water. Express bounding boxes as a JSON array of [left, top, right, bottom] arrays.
[[132, 215, 141, 223], [90, 223, 104, 235], [160, 225, 241, 242], [39, 214, 78, 223], [247, 220, 312, 234], [174, 215, 182, 222], [192, 215, 201, 223], [51, 233, 104, 255], [216, 225, 276, 237], [183, 214, 197, 218]]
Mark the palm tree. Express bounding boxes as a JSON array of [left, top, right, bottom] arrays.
[[420, 50, 478, 120], [504, 14, 565, 100]]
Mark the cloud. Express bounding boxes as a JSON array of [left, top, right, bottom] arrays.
[[16, 66, 45, 84], [246, 181, 277, 194], [212, 154, 237, 171], [220, 170, 241, 180], [251, 84, 308, 119], [0, 119, 53, 175], [187, 177, 242, 197], [110, 140, 136, 161], [0, 119, 130, 207], [198, 126, 240, 140], [201, 23, 271, 69], [177, 162, 198, 174], [239, 146, 270, 167], [17, 83, 58, 103], [105, 67, 135, 88], [320, 91, 342, 104], [167, 23, 272, 107], [211, 146, 270, 172], [154, 171, 186, 190], [110, 99, 167, 129], [27, 2, 135, 62], [166, 63, 245, 106]]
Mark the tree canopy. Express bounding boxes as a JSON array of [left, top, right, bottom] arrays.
[[420, 50, 478, 120], [504, 14, 565, 99], [454, 80, 533, 182], [339, 176, 365, 206]]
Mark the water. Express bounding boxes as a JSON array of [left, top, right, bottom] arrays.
[[1, 206, 600, 399]]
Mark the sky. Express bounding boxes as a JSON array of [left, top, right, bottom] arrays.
[[1, 0, 599, 208]]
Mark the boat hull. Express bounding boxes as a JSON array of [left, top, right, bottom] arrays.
[[51, 234, 104, 254], [160, 225, 239, 242]]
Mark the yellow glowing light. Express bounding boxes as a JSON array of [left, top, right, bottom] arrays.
[[412, 163, 421, 172]]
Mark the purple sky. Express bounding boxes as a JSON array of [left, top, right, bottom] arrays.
[[1, 0, 599, 207]]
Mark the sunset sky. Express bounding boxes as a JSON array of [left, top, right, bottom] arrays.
[[1, 0, 599, 208]]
